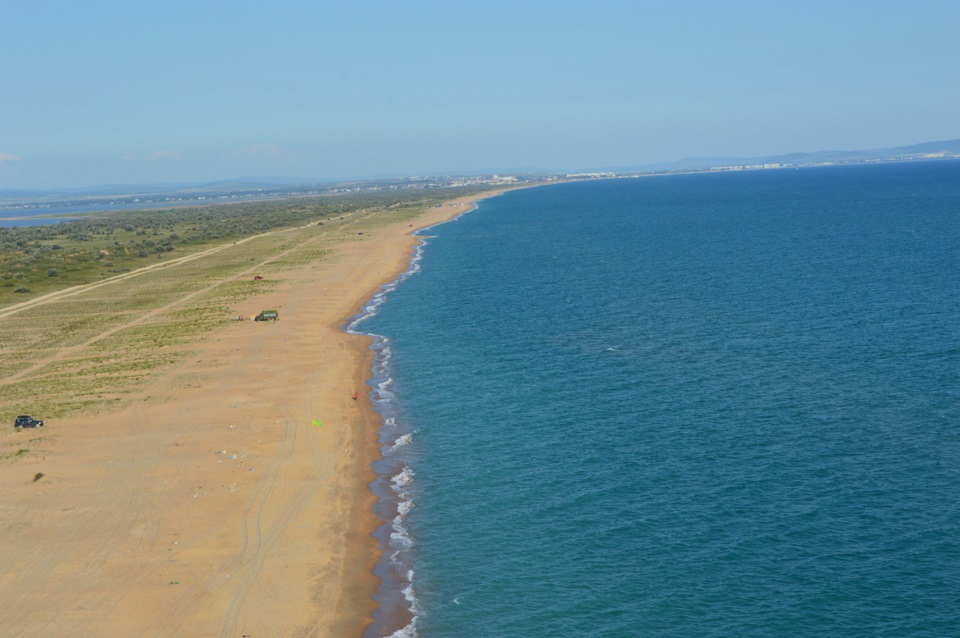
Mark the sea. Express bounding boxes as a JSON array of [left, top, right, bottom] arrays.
[[349, 161, 960, 638]]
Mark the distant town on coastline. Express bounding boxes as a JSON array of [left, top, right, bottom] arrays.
[[1, 138, 958, 212]]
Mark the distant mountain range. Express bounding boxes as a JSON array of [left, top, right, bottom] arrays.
[[618, 138, 960, 173], [1, 138, 958, 204]]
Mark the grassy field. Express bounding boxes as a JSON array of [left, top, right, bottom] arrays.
[[0, 190, 474, 303], [0, 188, 492, 425]]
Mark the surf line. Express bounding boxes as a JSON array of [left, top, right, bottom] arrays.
[[344, 202, 481, 638]]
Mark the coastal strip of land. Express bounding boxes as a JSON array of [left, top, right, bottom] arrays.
[[0, 191, 499, 636]]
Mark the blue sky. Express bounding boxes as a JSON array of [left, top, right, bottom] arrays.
[[2, 1, 958, 188]]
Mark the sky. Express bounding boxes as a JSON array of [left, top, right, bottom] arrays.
[[2, 0, 958, 189]]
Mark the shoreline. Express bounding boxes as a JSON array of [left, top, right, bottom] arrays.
[[347, 191, 507, 637], [0, 188, 510, 637]]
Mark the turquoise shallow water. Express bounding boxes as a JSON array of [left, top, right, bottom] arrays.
[[356, 162, 960, 637]]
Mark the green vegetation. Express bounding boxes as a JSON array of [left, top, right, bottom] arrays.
[[0, 186, 499, 421], [0, 448, 30, 463], [0, 187, 490, 305]]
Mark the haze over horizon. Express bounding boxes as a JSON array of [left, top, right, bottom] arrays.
[[3, 1, 958, 189]]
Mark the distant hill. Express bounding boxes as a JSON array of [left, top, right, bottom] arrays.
[[622, 138, 960, 173], [2, 138, 958, 204]]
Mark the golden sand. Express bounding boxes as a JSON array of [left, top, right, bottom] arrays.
[[0, 192, 496, 637]]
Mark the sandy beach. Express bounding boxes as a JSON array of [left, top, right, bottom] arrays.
[[0, 192, 494, 636]]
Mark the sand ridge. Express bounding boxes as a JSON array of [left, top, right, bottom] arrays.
[[0, 193, 495, 637]]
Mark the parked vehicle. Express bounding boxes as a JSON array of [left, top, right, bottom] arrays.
[[255, 310, 279, 321], [15, 415, 44, 429]]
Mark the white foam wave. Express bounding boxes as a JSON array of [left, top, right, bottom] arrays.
[[371, 207, 485, 638], [385, 620, 417, 638], [388, 432, 413, 453], [390, 507, 414, 551], [392, 466, 414, 488], [403, 572, 418, 612], [390, 528, 413, 550], [341, 225, 473, 638], [382, 570, 419, 637]]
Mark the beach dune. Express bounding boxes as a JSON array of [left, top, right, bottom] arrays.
[[0, 194, 486, 636]]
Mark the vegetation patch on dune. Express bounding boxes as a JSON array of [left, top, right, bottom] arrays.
[[0, 187, 496, 421]]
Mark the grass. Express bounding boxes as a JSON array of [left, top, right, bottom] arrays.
[[0, 189, 499, 421], [0, 448, 31, 464], [0, 187, 495, 306]]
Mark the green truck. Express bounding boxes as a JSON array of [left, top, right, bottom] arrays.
[[254, 310, 279, 321]]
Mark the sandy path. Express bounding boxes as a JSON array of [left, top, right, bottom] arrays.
[[0, 194, 488, 637], [0, 211, 376, 385], [0, 229, 274, 321]]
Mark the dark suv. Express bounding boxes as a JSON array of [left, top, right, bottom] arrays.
[[14, 415, 44, 429]]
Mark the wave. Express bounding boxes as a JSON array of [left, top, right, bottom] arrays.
[[389, 432, 414, 453], [344, 202, 480, 637], [342, 211, 463, 637]]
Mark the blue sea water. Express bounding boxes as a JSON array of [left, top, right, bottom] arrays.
[[354, 162, 960, 637]]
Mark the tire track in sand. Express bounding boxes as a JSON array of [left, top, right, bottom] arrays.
[[0, 233, 271, 321], [0, 213, 374, 388], [152, 398, 302, 637], [218, 399, 311, 638]]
